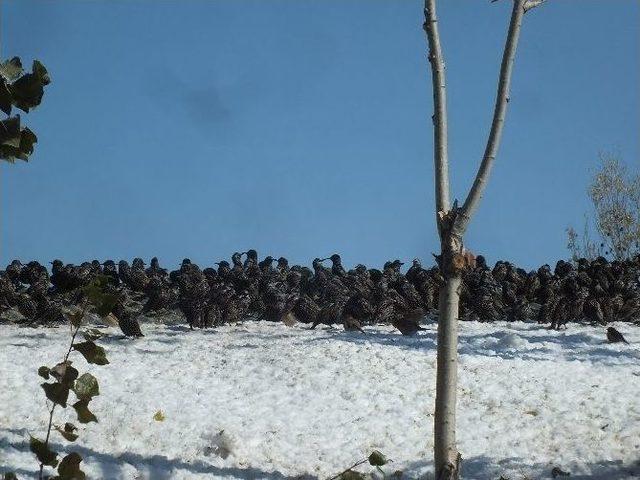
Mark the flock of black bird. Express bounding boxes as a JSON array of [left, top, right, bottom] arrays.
[[0, 251, 636, 343]]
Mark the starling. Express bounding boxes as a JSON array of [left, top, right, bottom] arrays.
[[342, 314, 365, 333], [607, 327, 628, 344], [392, 309, 426, 336], [112, 300, 144, 337], [118, 315, 144, 337]]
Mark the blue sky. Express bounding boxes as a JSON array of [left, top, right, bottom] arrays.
[[0, 0, 638, 270]]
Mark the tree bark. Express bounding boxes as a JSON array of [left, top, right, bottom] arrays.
[[423, 0, 450, 221], [433, 234, 463, 479], [423, 1, 546, 479]]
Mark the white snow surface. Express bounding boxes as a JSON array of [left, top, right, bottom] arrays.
[[1, 321, 639, 480]]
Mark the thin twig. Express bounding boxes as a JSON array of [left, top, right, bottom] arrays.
[[327, 459, 368, 480]]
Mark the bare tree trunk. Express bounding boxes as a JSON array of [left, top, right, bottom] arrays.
[[423, 1, 546, 479], [433, 261, 462, 478]]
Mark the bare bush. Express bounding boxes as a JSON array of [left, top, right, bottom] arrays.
[[568, 153, 640, 261]]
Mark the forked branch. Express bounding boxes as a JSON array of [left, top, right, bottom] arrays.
[[423, 0, 451, 220], [454, 0, 544, 235]]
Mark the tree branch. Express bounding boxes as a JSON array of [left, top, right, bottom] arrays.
[[524, 0, 546, 12], [454, 0, 530, 235], [423, 0, 451, 221]]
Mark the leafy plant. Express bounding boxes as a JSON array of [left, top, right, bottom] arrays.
[[0, 56, 50, 163], [28, 276, 116, 480], [329, 450, 391, 480]]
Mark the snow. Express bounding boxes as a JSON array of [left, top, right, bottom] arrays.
[[1, 321, 639, 479]]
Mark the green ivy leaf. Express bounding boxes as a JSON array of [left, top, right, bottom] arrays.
[[0, 116, 38, 163], [41, 382, 70, 408], [0, 57, 23, 82], [32, 60, 50, 86], [368, 450, 388, 467], [55, 423, 79, 442], [50, 362, 78, 388], [72, 341, 109, 366], [0, 116, 20, 146], [338, 471, 366, 480], [54, 452, 85, 480], [0, 78, 12, 115], [73, 373, 99, 401], [38, 366, 51, 380], [82, 328, 104, 341], [9, 72, 45, 113], [29, 436, 58, 467], [83, 276, 118, 317], [72, 399, 97, 424], [18, 127, 37, 157]]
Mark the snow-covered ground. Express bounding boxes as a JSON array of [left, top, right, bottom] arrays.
[[1, 321, 639, 480]]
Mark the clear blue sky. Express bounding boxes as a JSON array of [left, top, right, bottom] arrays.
[[0, 0, 638, 271]]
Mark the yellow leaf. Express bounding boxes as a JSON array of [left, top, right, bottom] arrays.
[[153, 410, 165, 422]]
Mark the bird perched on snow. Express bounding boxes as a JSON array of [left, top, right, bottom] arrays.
[[111, 293, 144, 337], [118, 315, 144, 338], [606, 327, 628, 344], [342, 314, 365, 333], [392, 309, 426, 336]]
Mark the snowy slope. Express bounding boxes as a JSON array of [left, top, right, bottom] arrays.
[[1, 321, 639, 480]]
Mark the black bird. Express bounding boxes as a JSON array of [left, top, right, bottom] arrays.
[[111, 291, 144, 337], [342, 314, 365, 333], [146, 257, 167, 279], [102, 260, 120, 286], [583, 297, 604, 325], [244, 249, 258, 269], [258, 256, 276, 273], [326, 254, 346, 277], [118, 314, 144, 338], [607, 327, 629, 344], [277, 257, 289, 275], [215, 261, 231, 279], [231, 252, 244, 272], [392, 309, 426, 336], [5, 260, 23, 287]]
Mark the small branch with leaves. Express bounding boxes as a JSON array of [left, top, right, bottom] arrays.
[[0, 56, 50, 163], [328, 450, 392, 480], [6, 276, 117, 480]]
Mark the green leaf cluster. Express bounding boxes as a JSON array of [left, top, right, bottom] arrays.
[[72, 341, 109, 365], [334, 451, 391, 480], [32, 308, 109, 479], [83, 276, 118, 317], [0, 57, 50, 163], [50, 452, 86, 480]]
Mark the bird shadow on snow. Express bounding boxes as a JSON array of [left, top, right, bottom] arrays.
[[458, 330, 640, 366], [304, 326, 639, 366], [0, 428, 318, 480], [400, 455, 640, 480], [301, 328, 438, 352]]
